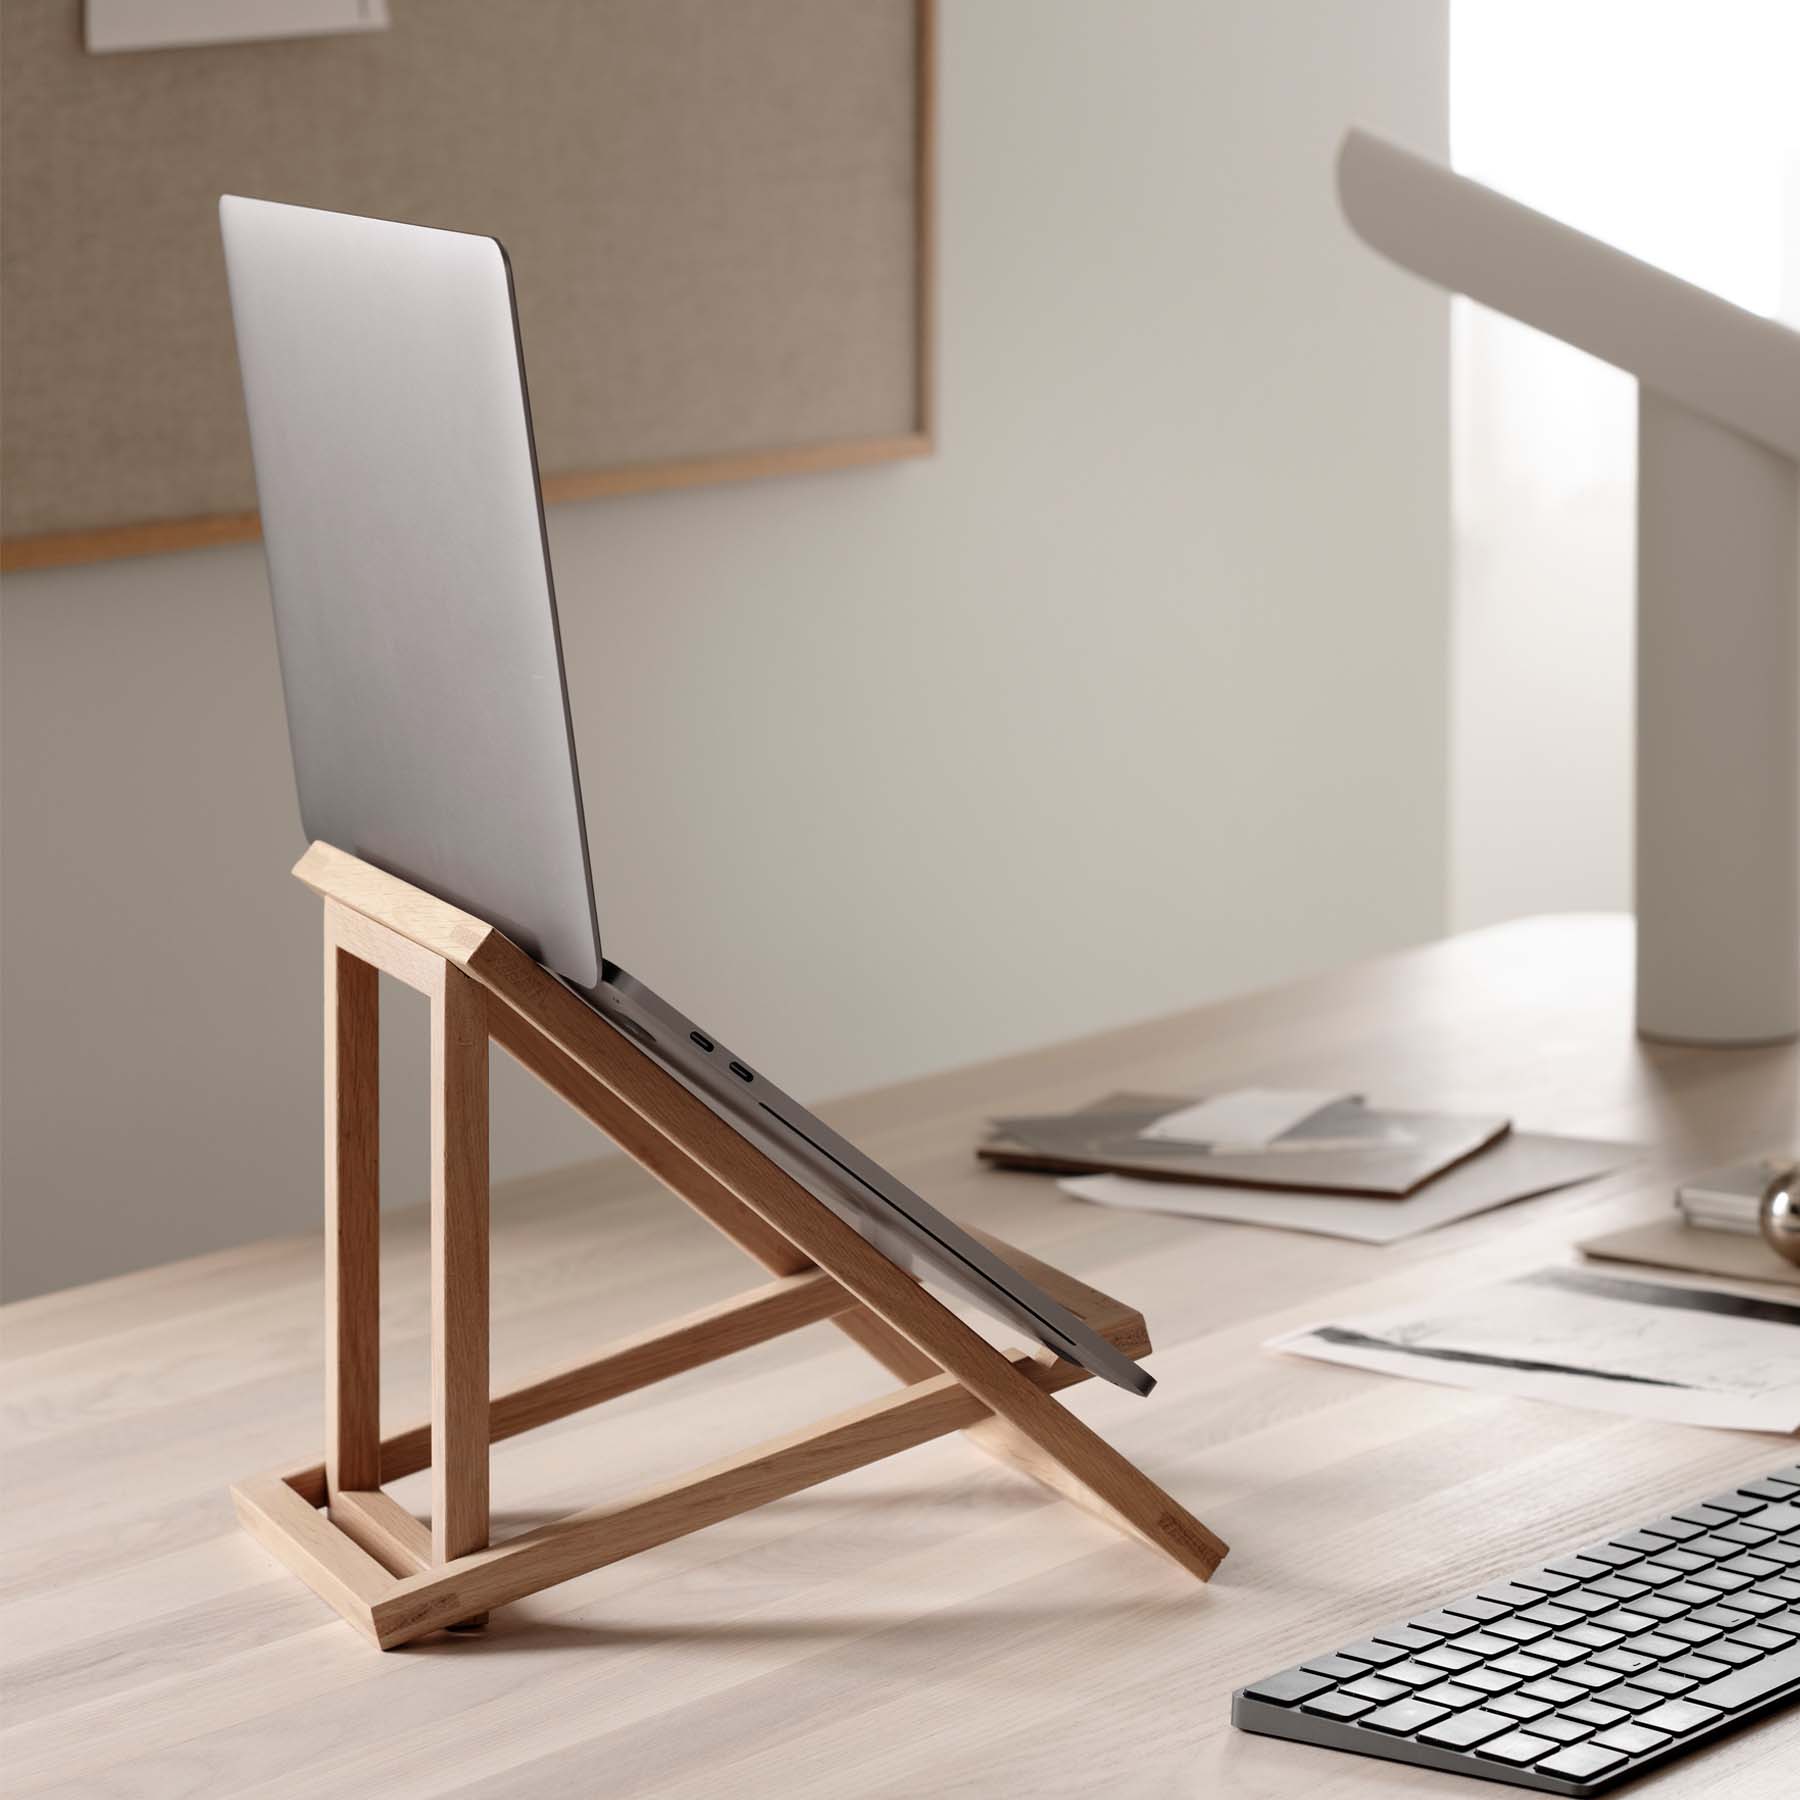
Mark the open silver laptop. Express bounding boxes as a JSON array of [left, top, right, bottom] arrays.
[[220, 195, 1152, 1397]]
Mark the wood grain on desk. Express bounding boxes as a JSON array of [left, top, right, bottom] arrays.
[[1, 915, 1795, 1799]]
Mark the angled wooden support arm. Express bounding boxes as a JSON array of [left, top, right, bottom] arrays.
[[234, 844, 1224, 1650]]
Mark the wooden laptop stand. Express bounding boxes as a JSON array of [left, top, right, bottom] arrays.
[[233, 844, 1226, 1650]]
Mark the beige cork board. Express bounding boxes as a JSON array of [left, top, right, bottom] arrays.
[[0, 0, 934, 571]]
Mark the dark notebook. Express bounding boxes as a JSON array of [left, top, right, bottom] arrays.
[[979, 1092, 1510, 1198]]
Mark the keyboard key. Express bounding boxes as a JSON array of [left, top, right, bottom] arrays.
[[1362, 1697, 1449, 1735], [1702, 1638, 1762, 1667], [1760, 1577, 1800, 1601], [1521, 1677, 1582, 1704], [1561, 1623, 1623, 1649], [1547, 1555, 1613, 1582], [1620, 1561, 1682, 1587], [1443, 1594, 1509, 1622], [1301, 1690, 1373, 1720], [1721, 1553, 1781, 1577], [1538, 1742, 1628, 1780], [1591, 1722, 1670, 1756], [1457, 1667, 1522, 1696], [1726, 1594, 1779, 1621], [1520, 1602, 1581, 1628], [1742, 1591, 1800, 1620], [1416, 1707, 1512, 1748], [1408, 1609, 1471, 1636], [1703, 1491, 1766, 1516], [1734, 1622, 1797, 1650], [1342, 1674, 1407, 1702], [1688, 1604, 1751, 1630], [1511, 1568, 1580, 1596], [1640, 1516, 1705, 1542], [1562, 1698, 1627, 1727], [1606, 1531, 1670, 1557], [1761, 1543, 1800, 1567], [1448, 1630, 1511, 1657], [1594, 1608, 1658, 1634], [1534, 1715, 1594, 1743], [1580, 1541, 1643, 1567], [1647, 1548, 1710, 1572], [1736, 1478, 1799, 1501], [1475, 1728, 1557, 1765], [1764, 1466, 1800, 1487], [1370, 1624, 1439, 1653], [1243, 1668, 1333, 1706], [1664, 1653, 1730, 1681], [1622, 1632, 1686, 1658], [1688, 1639, 1800, 1705], [1489, 1651, 1552, 1679], [1301, 1653, 1368, 1681], [1588, 1575, 1649, 1600], [1562, 1662, 1622, 1691], [1746, 1502, 1800, 1531], [1416, 1644, 1480, 1672], [1532, 1636, 1595, 1665], [1673, 1502, 1740, 1527], [1555, 1588, 1618, 1615], [1336, 1638, 1405, 1666], [1661, 1581, 1721, 1607], [1590, 1646, 1654, 1675], [1479, 1582, 1549, 1608], [1419, 1680, 1485, 1710], [1635, 1668, 1697, 1697], [1691, 1568, 1753, 1593], [1636, 1697, 1725, 1734], [1371, 1660, 1439, 1688], [1486, 1616, 1550, 1643], [1488, 1692, 1551, 1722], [1716, 1523, 1776, 1548], [1631, 1595, 1690, 1621], [1686, 1534, 1743, 1560], [1597, 1683, 1661, 1712]]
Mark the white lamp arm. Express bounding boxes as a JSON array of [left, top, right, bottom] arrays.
[[1336, 128, 1799, 1046], [1336, 128, 1800, 461]]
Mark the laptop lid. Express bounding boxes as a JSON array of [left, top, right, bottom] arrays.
[[220, 196, 603, 987]]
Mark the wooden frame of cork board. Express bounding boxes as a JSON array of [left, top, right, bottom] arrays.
[[0, 0, 935, 573]]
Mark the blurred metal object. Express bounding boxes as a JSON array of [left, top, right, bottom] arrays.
[[1760, 1162, 1800, 1267]]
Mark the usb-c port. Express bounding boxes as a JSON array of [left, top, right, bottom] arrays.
[[728, 1061, 754, 1083], [690, 1031, 714, 1052]]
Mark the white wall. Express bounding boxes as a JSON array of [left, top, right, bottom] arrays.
[[0, 0, 1449, 1300], [1448, 0, 1800, 930]]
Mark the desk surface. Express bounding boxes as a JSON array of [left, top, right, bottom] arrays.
[[3, 915, 1796, 1799]]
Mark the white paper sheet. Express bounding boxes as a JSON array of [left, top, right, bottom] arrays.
[[1137, 1087, 1353, 1148], [1270, 1266, 1800, 1431], [1061, 1131, 1631, 1244]]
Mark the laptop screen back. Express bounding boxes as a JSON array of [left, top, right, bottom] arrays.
[[221, 196, 602, 985]]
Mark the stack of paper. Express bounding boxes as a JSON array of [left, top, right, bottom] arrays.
[[979, 1089, 1636, 1245], [1271, 1265, 1800, 1431], [981, 1090, 1509, 1195]]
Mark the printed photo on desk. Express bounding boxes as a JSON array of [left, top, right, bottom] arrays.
[[1271, 1267, 1800, 1431]]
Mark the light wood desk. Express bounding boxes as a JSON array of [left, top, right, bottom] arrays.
[[2, 916, 1795, 1798]]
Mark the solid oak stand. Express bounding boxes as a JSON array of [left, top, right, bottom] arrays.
[[232, 844, 1226, 1650]]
